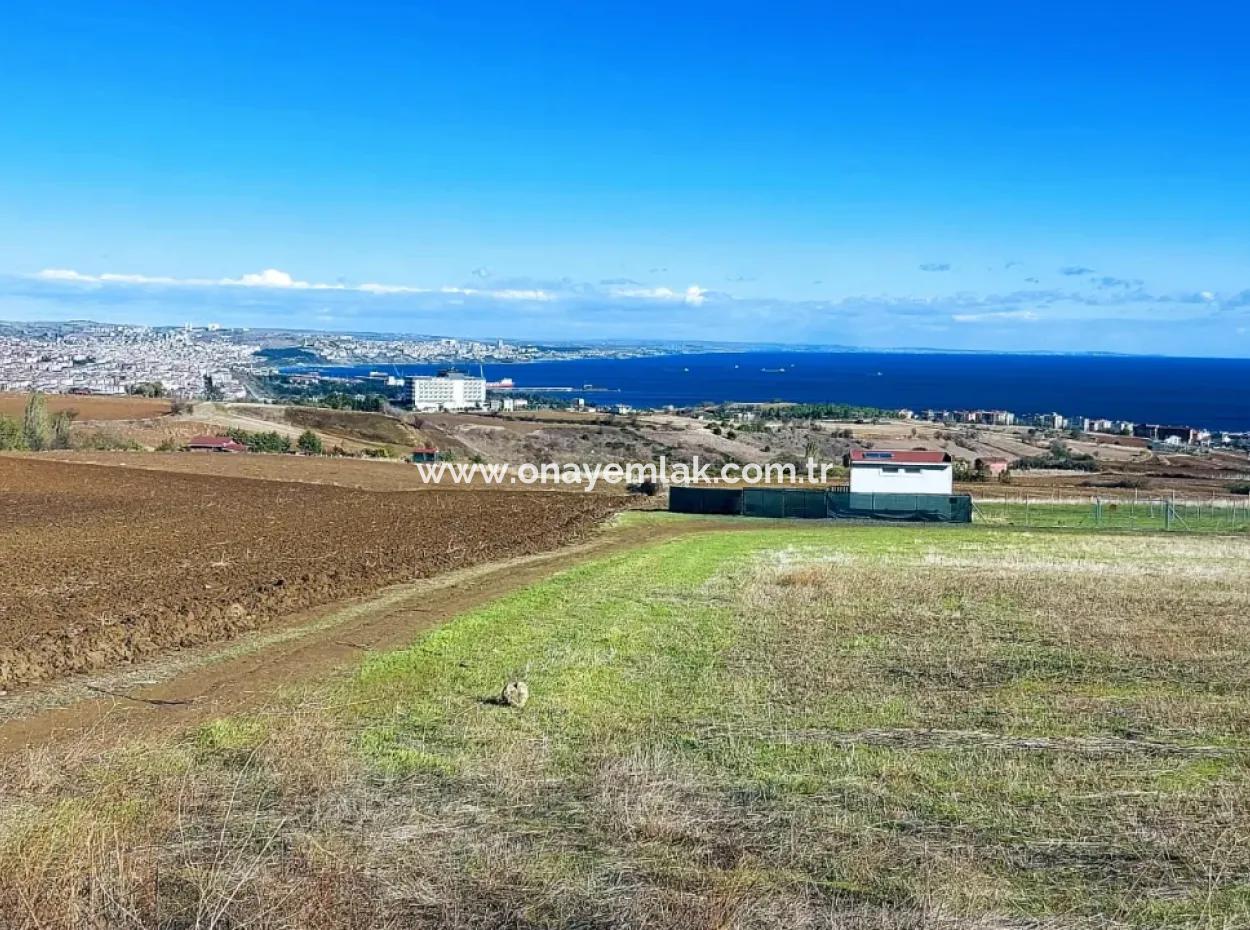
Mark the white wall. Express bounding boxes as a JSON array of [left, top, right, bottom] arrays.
[[850, 464, 952, 495]]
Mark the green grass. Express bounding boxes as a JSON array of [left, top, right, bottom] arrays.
[[6, 521, 1250, 928], [334, 523, 1250, 926], [975, 498, 1250, 533]]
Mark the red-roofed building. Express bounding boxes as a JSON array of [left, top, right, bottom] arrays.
[[847, 449, 950, 465], [844, 448, 953, 494], [975, 456, 1011, 478], [185, 435, 248, 453]]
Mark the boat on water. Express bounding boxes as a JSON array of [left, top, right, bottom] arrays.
[[761, 367, 786, 373]]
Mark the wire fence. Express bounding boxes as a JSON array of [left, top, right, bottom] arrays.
[[973, 492, 1250, 533]]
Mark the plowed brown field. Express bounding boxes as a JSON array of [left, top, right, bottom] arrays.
[[0, 456, 625, 690], [0, 392, 171, 420]]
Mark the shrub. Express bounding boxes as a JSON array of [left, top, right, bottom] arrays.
[[73, 429, 143, 451], [1084, 477, 1150, 490], [1015, 441, 1099, 472], [628, 479, 660, 496], [296, 429, 324, 455], [0, 416, 27, 450], [51, 412, 74, 449], [226, 428, 292, 454]]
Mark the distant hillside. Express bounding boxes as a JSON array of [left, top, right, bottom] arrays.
[[255, 346, 324, 364], [283, 406, 418, 446]]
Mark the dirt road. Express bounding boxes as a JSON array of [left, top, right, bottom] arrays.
[[0, 516, 742, 758]]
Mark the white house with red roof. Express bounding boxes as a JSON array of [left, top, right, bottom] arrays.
[[845, 449, 953, 495]]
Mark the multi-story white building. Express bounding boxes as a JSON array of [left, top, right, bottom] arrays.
[[964, 409, 1016, 426], [408, 371, 486, 411]]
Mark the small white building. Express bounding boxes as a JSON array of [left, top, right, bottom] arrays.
[[486, 396, 527, 412], [408, 371, 486, 411], [846, 449, 953, 495]]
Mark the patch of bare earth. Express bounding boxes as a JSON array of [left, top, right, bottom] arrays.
[[0, 456, 625, 690]]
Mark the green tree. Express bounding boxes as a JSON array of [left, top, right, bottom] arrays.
[[296, 429, 324, 454], [126, 381, 166, 397], [203, 374, 225, 401], [22, 392, 51, 451], [226, 427, 292, 453], [51, 411, 75, 449], [0, 416, 27, 450]]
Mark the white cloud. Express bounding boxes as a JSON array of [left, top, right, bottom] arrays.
[[357, 282, 425, 295], [33, 267, 557, 301], [438, 285, 557, 301], [22, 267, 1245, 354], [37, 268, 103, 283], [232, 268, 300, 288], [605, 283, 707, 305], [951, 309, 1039, 323]]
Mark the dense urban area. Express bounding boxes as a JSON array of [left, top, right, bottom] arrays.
[[0, 320, 683, 399]]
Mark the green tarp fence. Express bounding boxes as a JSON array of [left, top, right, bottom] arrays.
[[668, 486, 972, 523], [826, 490, 972, 523], [668, 486, 743, 515], [742, 487, 829, 518]]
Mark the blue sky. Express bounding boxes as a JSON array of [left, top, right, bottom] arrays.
[[2, 1, 1248, 354]]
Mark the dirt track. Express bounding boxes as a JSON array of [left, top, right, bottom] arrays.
[[0, 514, 739, 757], [0, 455, 626, 691]]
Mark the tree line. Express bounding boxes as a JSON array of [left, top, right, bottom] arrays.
[[224, 427, 325, 455]]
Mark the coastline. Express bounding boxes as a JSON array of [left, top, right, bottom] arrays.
[[279, 349, 1250, 433]]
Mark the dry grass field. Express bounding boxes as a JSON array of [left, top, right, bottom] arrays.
[[3, 516, 1248, 928], [0, 456, 626, 690], [0, 392, 172, 420], [281, 406, 420, 446]]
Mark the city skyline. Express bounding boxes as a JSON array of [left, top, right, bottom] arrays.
[[2, 1, 1248, 356]]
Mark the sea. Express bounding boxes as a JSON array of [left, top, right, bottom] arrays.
[[290, 351, 1250, 432]]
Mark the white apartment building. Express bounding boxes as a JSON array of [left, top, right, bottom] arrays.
[[408, 371, 486, 411]]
